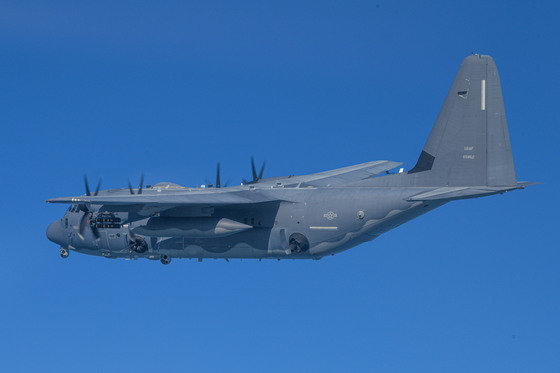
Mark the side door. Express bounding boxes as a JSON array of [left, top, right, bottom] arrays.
[[107, 231, 127, 251]]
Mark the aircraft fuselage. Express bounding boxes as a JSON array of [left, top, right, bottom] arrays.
[[46, 185, 443, 260]]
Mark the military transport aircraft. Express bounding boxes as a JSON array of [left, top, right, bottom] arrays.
[[46, 54, 533, 264]]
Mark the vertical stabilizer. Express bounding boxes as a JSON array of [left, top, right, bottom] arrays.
[[409, 54, 517, 187]]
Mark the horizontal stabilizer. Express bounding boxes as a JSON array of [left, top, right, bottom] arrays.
[[407, 182, 535, 202]]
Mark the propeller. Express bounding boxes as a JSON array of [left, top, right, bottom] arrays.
[[243, 157, 266, 184], [127, 228, 147, 253], [84, 174, 102, 196], [216, 162, 221, 188], [78, 209, 100, 240], [78, 174, 101, 240], [205, 163, 229, 188], [128, 173, 144, 194]]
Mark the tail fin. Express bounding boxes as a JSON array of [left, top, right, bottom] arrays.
[[409, 54, 517, 187]]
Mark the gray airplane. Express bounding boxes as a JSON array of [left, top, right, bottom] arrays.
[[46, 54, 533, 264]]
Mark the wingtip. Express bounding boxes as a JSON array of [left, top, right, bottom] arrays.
[[46, 196, 84, 204], [516, 181, 540, 189]]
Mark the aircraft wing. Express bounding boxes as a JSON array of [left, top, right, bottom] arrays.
[[46, 161, 402, 211], [47, 188, 281, 206], [297, 160, 403, 187]]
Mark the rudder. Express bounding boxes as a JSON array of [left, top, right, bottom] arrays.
[[409, 54, 517, 187]]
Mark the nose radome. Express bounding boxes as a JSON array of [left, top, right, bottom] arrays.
[[46, 220, 63, 245]]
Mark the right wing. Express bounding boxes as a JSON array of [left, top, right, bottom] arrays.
[[300, 160, 402, 187], [265, 160, 402, 187]]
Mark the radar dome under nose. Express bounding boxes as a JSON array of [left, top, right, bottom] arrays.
[[46, 220, 65, 245]]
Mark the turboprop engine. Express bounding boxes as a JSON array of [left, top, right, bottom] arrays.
[[132, 217, 252, 238]]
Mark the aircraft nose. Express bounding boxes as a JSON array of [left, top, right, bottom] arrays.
[[46, 220, 65, 245]]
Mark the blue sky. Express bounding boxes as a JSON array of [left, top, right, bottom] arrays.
[[1, 1, 558, 371]]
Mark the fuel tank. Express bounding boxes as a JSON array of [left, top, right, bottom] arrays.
[[131, 217, 252, 238]]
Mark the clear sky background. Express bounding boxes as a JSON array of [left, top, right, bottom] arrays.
[[1, 1, 558, 372]]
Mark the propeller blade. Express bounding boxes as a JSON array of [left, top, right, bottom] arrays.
[[84, 174, 91, 196], [251, 157, 258, 181], [258, 161, 266, 180], [78, 211, 91, 240], [128, 228, 136, 242], [138, 173, 144, 194], [77, 205, 100, 240], [93, 178, 102, 196], [91, 224, 100, 240], [216, 163, 221, 188], [128, 180, 134, 194]]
